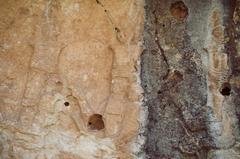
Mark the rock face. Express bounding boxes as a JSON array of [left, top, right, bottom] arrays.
[[1, 0, 240, 159], [141, 0, 240, 158], [0, 0, 144, 158]]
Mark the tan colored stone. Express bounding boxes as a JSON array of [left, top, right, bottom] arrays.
[[206, 8, 235, 149], [0, 0, 144, 158]]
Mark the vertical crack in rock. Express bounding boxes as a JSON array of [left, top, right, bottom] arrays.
[[152, 10, 170, 80], [141, 0, 209, 158], [231, 0, 240, 134], [95, 0, 125, 43], [141, 0, 240, 158]]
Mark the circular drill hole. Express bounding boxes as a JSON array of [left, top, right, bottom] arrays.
[[88, 114, 105, 131], [220, 82, 231, 96]]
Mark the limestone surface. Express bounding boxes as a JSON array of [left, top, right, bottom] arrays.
[[1, 0, 240, 159], [0, 0, 144, 158]]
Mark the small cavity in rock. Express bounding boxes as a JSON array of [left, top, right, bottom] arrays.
[[170, 1, 188, 20], [64, 102, 70, 106], [88, 114, 105, 131], [220, 82, 231, 96]]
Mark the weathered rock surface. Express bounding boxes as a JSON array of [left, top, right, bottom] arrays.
[[141, 0, 240, 159], [1, 0, 240, 159], [0, 0, 144, 158]]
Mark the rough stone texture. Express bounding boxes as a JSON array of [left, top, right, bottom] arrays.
[[1, 0, 240, 159], [0, 0, 144, 158], [141, 0, 240, 159]]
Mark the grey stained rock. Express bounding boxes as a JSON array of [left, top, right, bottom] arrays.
[[141, 0, 240, 158]]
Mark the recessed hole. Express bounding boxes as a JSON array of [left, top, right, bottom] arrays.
[[88, 114, 105, 131], [170, 1, 188, 20], [220, 82, 231, 96], [172, 70, 183, 81], [115, 27, 120, 33], [64, 102, 70, 107]]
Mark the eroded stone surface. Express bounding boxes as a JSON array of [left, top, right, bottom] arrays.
[[0, 0, 144, 158], [1, 0, 240, 158], [141, 0, 240, 158]]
